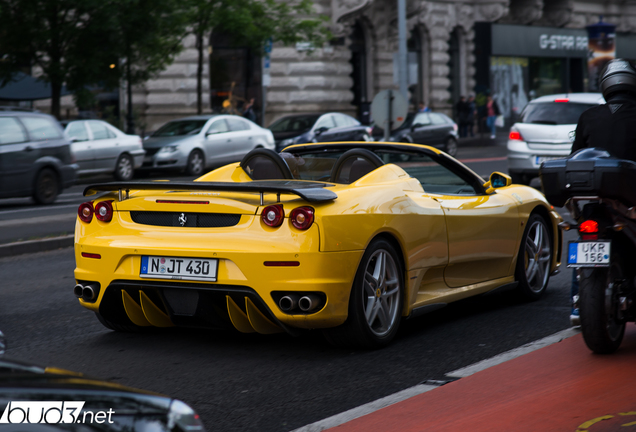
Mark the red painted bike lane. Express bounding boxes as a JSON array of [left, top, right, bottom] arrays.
[[329, 324, 636, 432]]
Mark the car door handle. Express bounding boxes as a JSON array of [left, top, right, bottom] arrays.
[[248, 136, 252, 139], [227, 139, 232, 142], [23, 146, 34, 152]]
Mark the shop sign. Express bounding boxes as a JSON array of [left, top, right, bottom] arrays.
[[492, 24, 588, 58]]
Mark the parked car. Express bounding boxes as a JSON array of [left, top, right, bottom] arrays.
[[74, 142, 560, 348], [0, 332, 205, 431], [142, 115, 275, 176], [0, 110, 77, 204], [269, 113, 372, 151], [507, 92, 604, 185], [61, 119, 145, 181], [372, 112, 459, 156]]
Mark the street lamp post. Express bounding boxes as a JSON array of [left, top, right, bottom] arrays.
[[397, 0, 408, 101]]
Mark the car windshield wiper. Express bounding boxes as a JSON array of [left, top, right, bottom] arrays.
[[530, 120, 557, 125]]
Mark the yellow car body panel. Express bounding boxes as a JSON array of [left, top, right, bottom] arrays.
[[74, 141, 562, 336]]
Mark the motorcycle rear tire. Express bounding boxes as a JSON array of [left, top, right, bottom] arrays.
[[580, 264, 625, 354]]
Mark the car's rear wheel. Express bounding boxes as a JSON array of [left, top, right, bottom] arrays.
[[114, 154, 134, 181], [186, 149, 205, 176], [515, 214, 552, 300], [33, 168, 59, 205], [444, 137, 458, 157], [324, 238, 404, 348]]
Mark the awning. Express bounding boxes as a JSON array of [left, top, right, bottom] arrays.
[[0, 72, 71, 101]]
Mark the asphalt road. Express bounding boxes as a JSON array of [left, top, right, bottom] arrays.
[[0, 135, 575, 431], [0, 235, 577, 432]]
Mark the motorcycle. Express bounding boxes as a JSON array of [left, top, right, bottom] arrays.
[[541, 148, 636, 354]]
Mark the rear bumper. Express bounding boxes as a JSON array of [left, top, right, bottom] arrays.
[[74, 241, 363, 332]]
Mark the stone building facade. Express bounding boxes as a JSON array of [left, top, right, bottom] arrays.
[[129, 0, 636, 132]]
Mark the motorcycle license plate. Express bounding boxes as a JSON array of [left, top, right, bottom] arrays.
[[567, 242, 611, 267], [140, 256, 218, 281]]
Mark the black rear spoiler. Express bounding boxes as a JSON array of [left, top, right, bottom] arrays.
[[83, 181, 337, 204]]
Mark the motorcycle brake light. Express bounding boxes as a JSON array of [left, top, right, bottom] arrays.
[[579, 220, 599, 233]]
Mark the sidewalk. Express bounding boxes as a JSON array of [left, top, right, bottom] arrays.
[[326, 325, 636, 432]]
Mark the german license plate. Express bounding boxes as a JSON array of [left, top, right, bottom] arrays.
[[567, 242, 611, 267], [140, 256, 218, 281]]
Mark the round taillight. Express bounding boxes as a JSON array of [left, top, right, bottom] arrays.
[[579, 220, 599, 233], [78, 202, 94, 223], [95, 201, 113, 222], [290, 207, 314, 230], [261, 205, 284, 227]]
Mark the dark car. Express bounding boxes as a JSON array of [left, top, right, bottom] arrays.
[[269, 112, 372, 151], [0, 358, 204, 430], [0, 110, 77, 203], [372, 112, 459, 157]]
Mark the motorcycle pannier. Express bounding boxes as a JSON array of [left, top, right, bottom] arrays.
[[540, 149, 636, 208]]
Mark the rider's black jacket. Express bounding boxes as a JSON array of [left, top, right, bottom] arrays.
[[571, 93, 636, 161]]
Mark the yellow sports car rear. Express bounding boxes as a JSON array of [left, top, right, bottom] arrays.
[[74, 142, 561, 348]]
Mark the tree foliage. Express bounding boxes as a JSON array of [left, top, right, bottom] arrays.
[[0, 0, 329, 119], [188, 0, 330, 113]]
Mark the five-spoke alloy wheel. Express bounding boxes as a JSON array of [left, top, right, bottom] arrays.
[[515, 214, 552, 300], [114, 154, 134, 181], [324, 238, 404, 348], [186, 150, 205, 176]]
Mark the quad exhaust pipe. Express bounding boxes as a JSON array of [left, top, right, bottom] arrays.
[[278, 295, 298, 312], [298, 294, 321, 313], [74, 283, 98, 302], [278, 293, 323, 313]]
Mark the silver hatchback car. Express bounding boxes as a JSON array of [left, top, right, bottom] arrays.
[[142, 114, 275, 176], [63, 119, 145, 181], [507, 93, 604, 185]]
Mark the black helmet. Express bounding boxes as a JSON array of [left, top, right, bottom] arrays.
[[600, 58, 636, 100]]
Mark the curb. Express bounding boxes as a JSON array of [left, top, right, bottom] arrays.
[[0, 235, 74, 258]]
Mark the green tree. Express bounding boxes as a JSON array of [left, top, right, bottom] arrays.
[[0, 0, 110, 118], [189, 0, 330, 114], [104, 0, 189, 132]]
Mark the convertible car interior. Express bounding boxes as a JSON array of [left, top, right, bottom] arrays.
[[239, 145, 484, 195]]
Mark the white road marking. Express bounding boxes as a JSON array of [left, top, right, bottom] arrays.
[[446, 327, 580, 378], [289, 384, 439, 432], [0, 204, 80, 216], [290, 327, 580, 432], [0, 213, 76, 227]]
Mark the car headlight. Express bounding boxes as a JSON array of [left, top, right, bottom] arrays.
[[280, 138, 295, 147], [159, 145, 179, 153], [167, 400, 205, 431]]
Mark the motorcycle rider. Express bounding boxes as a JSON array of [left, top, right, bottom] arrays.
[[569, 58, 636, 325]]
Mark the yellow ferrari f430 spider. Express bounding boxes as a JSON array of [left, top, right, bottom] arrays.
[[74, 142, 562, 348]]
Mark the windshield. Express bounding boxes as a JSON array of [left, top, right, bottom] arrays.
[[152, 120, 208, 137], [269, 115, 320, 133], [521, 102, 596, 125]]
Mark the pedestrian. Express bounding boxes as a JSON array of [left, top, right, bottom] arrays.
[[485, 95, 500, 139], [243, 98, 256, 122], [455, 96, 468, 137], [418, 102, 431, 113], [466, 95, 476, 138]]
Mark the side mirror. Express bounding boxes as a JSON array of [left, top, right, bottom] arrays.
[[314, 126, 328, 136], [411, 123, 421, 131], [483, 171, 512, 194]]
